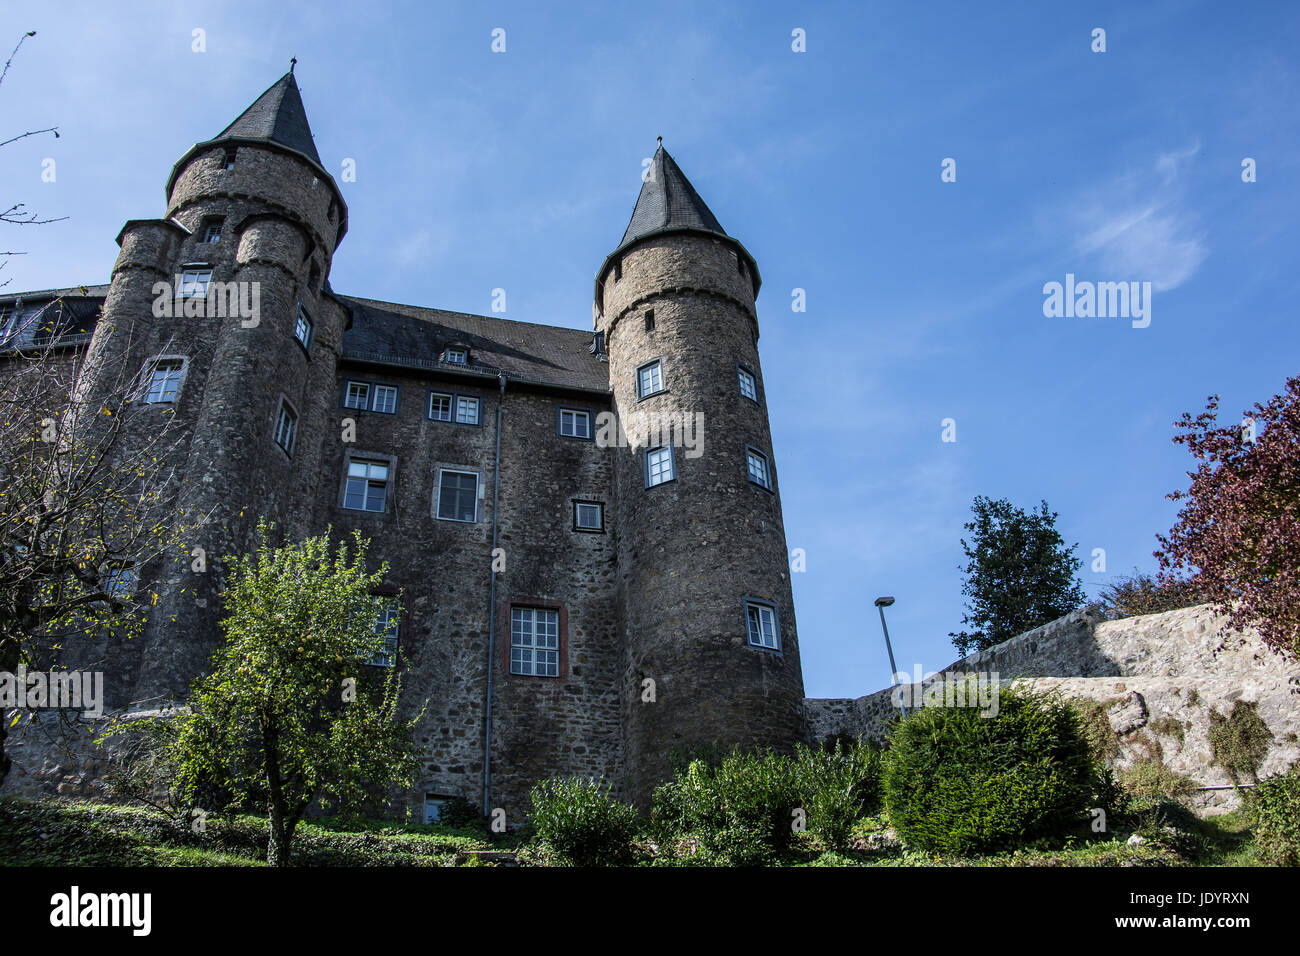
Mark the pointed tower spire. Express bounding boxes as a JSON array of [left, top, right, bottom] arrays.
[[211, 70, 321, 165]]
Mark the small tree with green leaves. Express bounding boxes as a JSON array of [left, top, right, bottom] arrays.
[[120, 521, 422, 865], [950, 496, 1087, 655]]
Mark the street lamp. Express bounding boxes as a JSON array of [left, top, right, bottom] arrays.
[[874, 596, 906, 717]]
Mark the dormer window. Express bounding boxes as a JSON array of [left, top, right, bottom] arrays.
[[445, 348, 467, 365]]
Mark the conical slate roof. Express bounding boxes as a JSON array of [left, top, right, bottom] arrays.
[[616, 145, 728, 252], [211, 71, 321, 165]]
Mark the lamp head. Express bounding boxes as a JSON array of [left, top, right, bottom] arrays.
[[874, 596, 895, 608]]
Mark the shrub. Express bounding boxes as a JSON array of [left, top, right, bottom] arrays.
[[1246, 765, 1300, 866], [651, 749, 801, 865], [527, 777, 638, 866], [1118, 756, 1196, 799], [1099, 571, 1204, 620], [434, 796, 485, 832], [795, 738, 882, 851], [1208, 701, 1273, 785], [881, 686, 1096, 856]]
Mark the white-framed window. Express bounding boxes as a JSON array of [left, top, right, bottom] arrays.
[[372, 384, 398, 414], [510, 606, 560, 677], [179, 267, 211, 299], [294, 303, 313, 350], [746, 447, 772, 490], [367, 600, 400, 667], [445, 348, 467, 365], [637, 360, 664, 399], [573, 501, 604, 532], [201, 221, 221, 243], [738, 366, 758, 402], [274, 400, 298, 456], [455, 395, 480, 425], [436, 469, 478, 522], [344, 381, 370, 410], [429, 392, 452, 421], [143, 359, 185, 404], [646, 445, 674, 487], [745, 600, 780, 651], [344, 458, 390, 512], [559, 408, 591, 439]]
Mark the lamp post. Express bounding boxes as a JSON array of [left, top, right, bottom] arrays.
[[874, 596, 906, 717]]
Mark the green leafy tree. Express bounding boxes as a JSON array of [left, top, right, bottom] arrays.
[[949, 496, 1087, 655], [128, 521, 422, 865]]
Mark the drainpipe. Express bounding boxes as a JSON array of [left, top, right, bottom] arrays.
[[482, 372, 507, 817]]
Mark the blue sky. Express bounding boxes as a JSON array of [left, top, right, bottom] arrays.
[[2, 1, 1297, 699]]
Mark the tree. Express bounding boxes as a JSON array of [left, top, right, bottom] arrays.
[[0, 321, 199, 786], [118, 521, 422, 866], [949, 496, 1087, 655], [1, 31, 66, 290], [1156, 376, 1300, 659]]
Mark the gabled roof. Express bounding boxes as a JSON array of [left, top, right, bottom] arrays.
[[211, 71, 322, 166], [340, 296, 610, 394]]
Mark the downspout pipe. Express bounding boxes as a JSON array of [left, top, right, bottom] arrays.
[[482, 372, 507, 817]]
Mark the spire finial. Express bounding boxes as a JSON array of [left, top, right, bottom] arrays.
[[290, 56, 297, 74], [656, 136, 663, 148]]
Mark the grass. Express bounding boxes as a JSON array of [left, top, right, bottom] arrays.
[[0, 795, 1268, 867], [0, 797, 502, 867]]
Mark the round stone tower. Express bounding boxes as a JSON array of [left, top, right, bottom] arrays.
[[79, 69, 352, 708], [594, 145, 807, 801]]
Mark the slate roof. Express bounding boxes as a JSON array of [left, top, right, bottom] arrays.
[[212, 72, 322, 166], [616, 145, 728, 252], [340, 296, 610, 394]]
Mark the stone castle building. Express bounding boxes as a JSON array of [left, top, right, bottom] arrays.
[[0, 71, 808, 815]]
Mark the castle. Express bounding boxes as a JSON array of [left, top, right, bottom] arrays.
[[0, 70, 808, 816]]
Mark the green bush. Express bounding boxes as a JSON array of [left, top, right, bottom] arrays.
[[881, 686, 1097, 856], [795, 738, 882, 851], [1209, 700, 1273, 785], [651, 749, 801, 865], [1247, 766, 1300, 866], [527, 777, 639, 866]]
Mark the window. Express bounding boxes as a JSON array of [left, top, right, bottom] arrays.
[[367, 601, 400, 667], [294, 303, 313, 350], [424, 795, 450, 824], [372, 384, 398, 414], [436, 469, 478, 522], [558, 407, 591, 439], [200, 220, 221, 243], [101, 562, 136, 600], [613, 257, 622, 281], [746, 447, 772, 491], [222, 147, 236, 170], [738, 365, 758, 402], [444, 348, 467, 365], [344, 381, 370, 410], [645, 445, 674, 488], [344, 458, 390, 512], [510, 607, 559, 677], [179, 267, 211, 299], [429, 392, 452, 421], [2, 304, 47, 348], [274, 401, 298, 455], [455, 395, 480, 425], [573, 501, 604, 532], [745, 600, 780, 651], [143, 359, 184, 404], [637, 360, 664, 399], [644, 309, 655, 332]]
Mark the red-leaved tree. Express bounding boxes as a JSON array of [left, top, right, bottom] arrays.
[[1156, 375, 1300, 659]]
